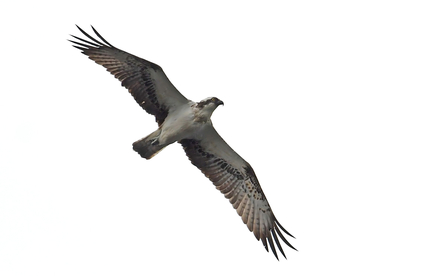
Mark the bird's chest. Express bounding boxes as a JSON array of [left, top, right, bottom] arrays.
[[160, 107, 205, 142]]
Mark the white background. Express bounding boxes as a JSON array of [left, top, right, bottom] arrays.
[[1, 1, 446, 275]]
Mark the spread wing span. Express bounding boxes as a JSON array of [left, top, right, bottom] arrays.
[[70, 26, 296, 259], [180, 125, 296, 259], [69, 25, 189, 125]]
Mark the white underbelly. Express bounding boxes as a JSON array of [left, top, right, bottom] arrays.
[[158, 105, 206, 144]]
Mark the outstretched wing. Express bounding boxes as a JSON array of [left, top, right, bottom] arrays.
[[180, 126, 296, 260], [69, 25, 189, 125]]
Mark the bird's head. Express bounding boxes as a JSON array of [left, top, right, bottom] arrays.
[[195, 97, 224, 120]]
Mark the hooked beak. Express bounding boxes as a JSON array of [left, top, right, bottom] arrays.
[[216, 100, 224, 106]]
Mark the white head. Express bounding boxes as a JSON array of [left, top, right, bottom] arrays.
[[195, 97, 224, 120]]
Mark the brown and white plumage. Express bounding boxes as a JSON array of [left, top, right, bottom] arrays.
[[180, 127, 296, 259], [70, 25, 187, 126], [70, 25, 296, 259]]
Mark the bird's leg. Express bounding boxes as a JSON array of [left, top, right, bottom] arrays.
[[151, 137, 159, 145]]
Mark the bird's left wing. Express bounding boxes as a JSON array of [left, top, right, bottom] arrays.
[[69, 26, 189, 126], [180, 125, 296, 259]]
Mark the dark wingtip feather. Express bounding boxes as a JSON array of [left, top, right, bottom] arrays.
[[69, 25, 116, 56], [70, 34, 101, 47], [261, 236, 268, 252], [275, 224, 297, 251], [91, 25, 114, 48], [275, 219, 295, 238], [271, 229, 287, 259], [267, 234, 279, 261], [74, 25, 106, 47], [71, 45, 86, 51], [68, 39, 95, 50]]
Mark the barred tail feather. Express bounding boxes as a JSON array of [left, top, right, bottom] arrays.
[[132, 129, 166, 159]]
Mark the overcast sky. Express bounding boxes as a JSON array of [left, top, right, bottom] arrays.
[[1, 1, 446, 275]]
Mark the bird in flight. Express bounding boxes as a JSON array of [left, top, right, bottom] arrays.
[[69, 26, 296, 259]]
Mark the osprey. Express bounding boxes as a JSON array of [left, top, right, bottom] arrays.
[[70, 26, 296, 259]]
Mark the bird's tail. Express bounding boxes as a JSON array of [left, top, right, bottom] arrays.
[[132, 129, 167, 159]]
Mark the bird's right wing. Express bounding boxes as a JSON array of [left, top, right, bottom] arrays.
[[69, 25, 189, 125], [180, 125, 296, 259]]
